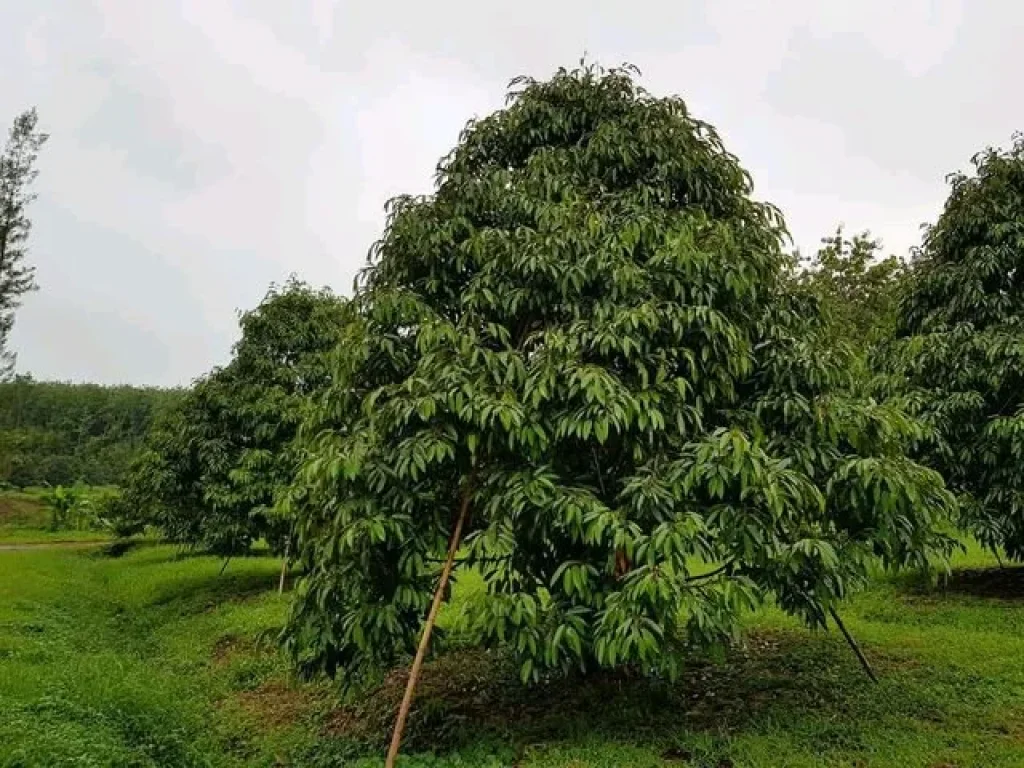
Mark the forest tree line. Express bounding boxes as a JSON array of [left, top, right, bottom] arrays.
[[0, 377, 182, 487]]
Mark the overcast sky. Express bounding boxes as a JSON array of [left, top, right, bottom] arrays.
[[2, 0, 1021, 386]]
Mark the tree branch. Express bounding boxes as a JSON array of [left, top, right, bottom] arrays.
[[685, 561, 733, 583], [424, 554, 510, 565], [591, 445, 607, 497]]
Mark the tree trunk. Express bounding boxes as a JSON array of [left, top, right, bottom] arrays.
[[384, 482, 474, 767], [278, 538, 290, 594]]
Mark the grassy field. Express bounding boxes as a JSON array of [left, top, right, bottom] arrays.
[[1, 541, 1023, 767]]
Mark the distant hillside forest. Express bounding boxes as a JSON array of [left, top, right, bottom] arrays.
[[0, 377, 183, 487]]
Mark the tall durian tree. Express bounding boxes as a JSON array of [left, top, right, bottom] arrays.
[[282, 66, 954, 755], [891, 135, 1024, 560]]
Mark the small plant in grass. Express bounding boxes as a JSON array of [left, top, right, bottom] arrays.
[[281, 63, 956, 763], [47, 485, 76, 531], [44, 485, 118, 532]]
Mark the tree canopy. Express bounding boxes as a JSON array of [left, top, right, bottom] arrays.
[[282, 65, 954, 686], [891, 134, 1024, 559], [796, 226, 907, 353], [118, 279, 351, 555]]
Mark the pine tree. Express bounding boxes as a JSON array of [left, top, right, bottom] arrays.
[[0, 108, 48, 379]]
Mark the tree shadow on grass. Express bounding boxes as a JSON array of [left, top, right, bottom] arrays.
[[90, 538, 164, 559], [145, 568, 279, 615], [935, 566, 1024, 600], [319, 629, 916, 760], [895, 564, 1024, 601]]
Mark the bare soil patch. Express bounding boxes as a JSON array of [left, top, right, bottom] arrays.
[[0, 540, 105, 551], [231, 680, 318, 730], [323, 629, 898, 755]]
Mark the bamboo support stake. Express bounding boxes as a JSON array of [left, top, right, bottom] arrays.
[[385, 483, 473, 767], [829, 605, 878, 684]]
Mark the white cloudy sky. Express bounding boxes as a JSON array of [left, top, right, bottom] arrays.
[[2, 0, 1021, 386]]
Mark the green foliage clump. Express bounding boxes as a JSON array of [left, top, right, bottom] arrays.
[[282, 65, 954, 685], [890, 134, 1024, 559], [120, 279, 351, 555], [46, 485, 77, 531], [0, 378, 182, 487], [42, 484, 120, 532]]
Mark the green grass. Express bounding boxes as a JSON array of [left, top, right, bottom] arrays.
[[1, 541, 1023, 766], [0, 545, 315, 767]]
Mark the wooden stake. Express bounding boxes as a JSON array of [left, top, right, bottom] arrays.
[[385, 483, 473, 767], [829, 606, 878, 684]]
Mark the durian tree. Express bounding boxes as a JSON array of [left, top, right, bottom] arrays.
[[796, 226, 907, 354], [281, 65, 955, 760], [118, 279, 350, 556], [890, 135, 1024, 560]]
